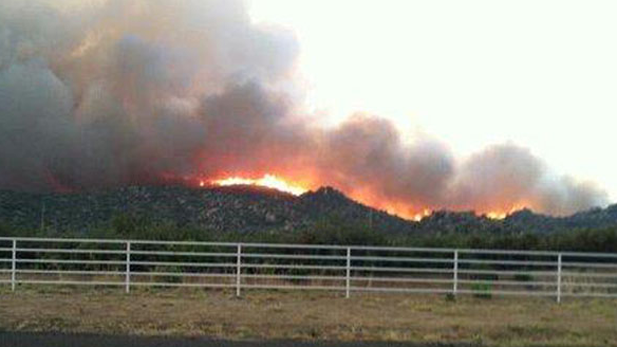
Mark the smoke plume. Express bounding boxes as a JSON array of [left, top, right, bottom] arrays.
[[0, 0, 608, 216]]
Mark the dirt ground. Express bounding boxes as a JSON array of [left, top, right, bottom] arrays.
[[0, 287, 616, 346]]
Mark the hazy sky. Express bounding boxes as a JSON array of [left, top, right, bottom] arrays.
[[249, 0, 617, 203]]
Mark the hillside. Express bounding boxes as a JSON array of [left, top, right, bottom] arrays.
[[1, 185, 617, 235], [0, 185, 412, 234]]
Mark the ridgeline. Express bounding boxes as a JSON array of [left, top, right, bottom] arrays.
[[1, 185, 617, 237]]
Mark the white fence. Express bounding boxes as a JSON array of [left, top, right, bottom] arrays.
[[1, 237, 616, 302]]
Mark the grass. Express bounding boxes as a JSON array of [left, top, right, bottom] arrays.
[[0, 286, 616, 346]]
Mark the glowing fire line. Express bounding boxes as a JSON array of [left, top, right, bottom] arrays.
[[200, 173, 529, 220], [208, 174, 308, 196], [413, 209, 432, 222], [485, 205, 527, 220]]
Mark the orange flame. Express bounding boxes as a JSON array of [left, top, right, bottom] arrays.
[[486, 211, 508, 220], [413, 209, 432, 222], [211, 174, 308, 196], [200, 173, 531, 221], [485, 204, 527, 220]]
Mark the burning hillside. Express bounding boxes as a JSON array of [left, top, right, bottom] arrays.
[[209, 175, 308, 196], [0, 0, 609, 218], [2, 185, 617, 235]]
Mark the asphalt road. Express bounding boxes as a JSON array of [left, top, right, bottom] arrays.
[[0, 332, 474, 347]]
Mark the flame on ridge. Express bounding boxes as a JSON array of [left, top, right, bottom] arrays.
[[209, 174, 308, 196], [485, 204, 527, 220], [413, 209, 432, 222], [199, 173, 530, 221]]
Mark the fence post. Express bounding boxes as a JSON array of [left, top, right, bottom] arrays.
[[11, 239, 16, 292], [125, 241, 131, 294], [453, 249, 458, 296], [345, 247, 351, 299], [236, 244, 242, 297], [556, 253, 562, 303]]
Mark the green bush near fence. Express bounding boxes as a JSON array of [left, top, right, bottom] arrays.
[[4, 214, 617, 254], [471, 282, 493, 299]]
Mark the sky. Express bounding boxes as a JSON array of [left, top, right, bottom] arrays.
[[248, 0, 617, 203]]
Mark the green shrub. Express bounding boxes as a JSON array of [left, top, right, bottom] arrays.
[[471, 281, 493, 299], [152, 265, 183, 284], [513, 273, 533, 282]]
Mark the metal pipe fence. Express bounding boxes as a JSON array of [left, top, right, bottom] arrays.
[[1, 237, 616, 302]]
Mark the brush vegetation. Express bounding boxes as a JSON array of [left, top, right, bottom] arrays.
[[2, 211, 617, 253], [2, 185, 617, 242]]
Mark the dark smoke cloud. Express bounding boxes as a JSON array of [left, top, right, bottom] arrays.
[[194, 81, 315, 178], [316, 114, 455, 208], [0, 0, 298, 188], [0, 0, 609, 216]]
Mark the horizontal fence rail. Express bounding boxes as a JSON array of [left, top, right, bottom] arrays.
[[0, 237, 616, 302]]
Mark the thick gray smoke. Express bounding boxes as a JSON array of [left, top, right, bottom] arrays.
[[0, 0, 608, 216]]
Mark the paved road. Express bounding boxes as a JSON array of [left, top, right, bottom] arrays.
[[0, 332, 473, 347]]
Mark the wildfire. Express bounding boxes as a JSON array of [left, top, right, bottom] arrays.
[[486, 211, 508, 220], [199, 173, 531, 221], [210, 174, 308, 196], [413, 209, 432, 222], [485, 205, 527, 220]]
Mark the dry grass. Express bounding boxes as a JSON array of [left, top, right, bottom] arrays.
[[0, 286, 616, 346]]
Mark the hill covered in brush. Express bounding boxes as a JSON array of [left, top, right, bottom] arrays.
[[0, 185, 412, 234], [1, 185, 617, 237]]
